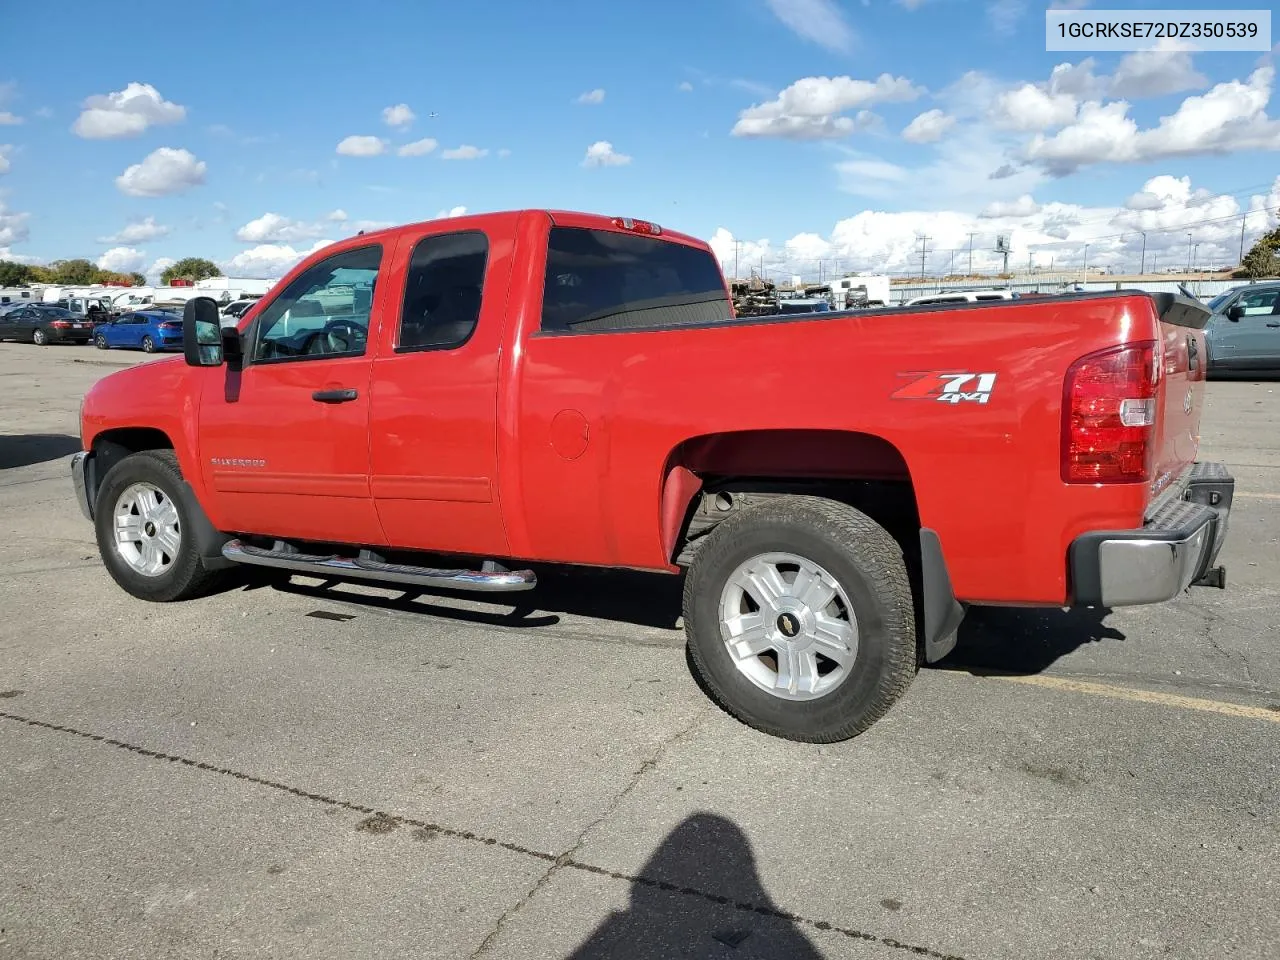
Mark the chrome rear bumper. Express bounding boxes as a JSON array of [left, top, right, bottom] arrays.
[[1069, 462, 1233, 607]]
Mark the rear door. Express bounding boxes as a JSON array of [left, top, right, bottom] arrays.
[[366, 218, 515, 557]]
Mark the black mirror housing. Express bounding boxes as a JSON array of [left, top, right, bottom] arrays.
[[183, 297, 225, 366], [1226, 305, 1244, 321]]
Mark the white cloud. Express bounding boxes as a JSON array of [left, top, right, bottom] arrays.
[[986, 0, 1026, 35], [326, 209, 348, 221], [1026, 66, 1280, 175], [765, 0, 856, 54], [336, 135, 387, 157], [902, 109, 955, 143], [1110, 42, 1208, 99], [115, 147, 207, 197], [679, 81, 694, 93], [350, 219, 395, 233], [0, 247, 41, 264], [708, 174, 1280, 279], [96, 247, 147, 273], [221, 240, 332, 279], [235, 212, 327, 244], [731, 74, 923, 139], [497, 148, 512, 158], [991, 82, 1079, 131], [576, 88, 606, 105], [0, 201, 31, 246], [145, 257, 175, 282], [382, 103, 415, 128], [441, 144, 488, 160], [397, 137, 438, 157], [980, 194, 1041, 218], [0, 113, 21, 125], [97, 216, 170, 244], [72, 82, 185, 139], [0, 144, 10, 175], [582, 141, 632, 167], [434, 206, 467, 219]]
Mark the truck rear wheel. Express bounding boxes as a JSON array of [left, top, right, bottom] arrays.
[[682, 495, 917, 743], [93, 450, 225, 602]]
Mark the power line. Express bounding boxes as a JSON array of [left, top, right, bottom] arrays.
[[915, 234, 931, 280]]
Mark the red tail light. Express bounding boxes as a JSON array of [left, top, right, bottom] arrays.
[[611, 216, 662, 236], [159, 322, 180, 330], [1061, 341, 1160, 484], [51, 321, 72, 328]]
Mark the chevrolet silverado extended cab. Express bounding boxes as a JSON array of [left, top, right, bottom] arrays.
[[71, 210, 1234, 742]]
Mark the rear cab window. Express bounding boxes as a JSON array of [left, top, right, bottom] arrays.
[[395, 231, 489, 352], [540, 227, 731, 333]]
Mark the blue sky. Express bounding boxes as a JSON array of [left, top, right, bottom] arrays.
[[1, 0, 1278, 280]]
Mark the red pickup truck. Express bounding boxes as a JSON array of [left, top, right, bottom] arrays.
[[72, 210, 1233, 742]]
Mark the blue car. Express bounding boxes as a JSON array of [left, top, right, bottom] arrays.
[[93, 309, 185, 353]]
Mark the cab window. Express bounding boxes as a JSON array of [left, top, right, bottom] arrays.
[[396, 231, 489, 352], [252, 245, 382, 362]]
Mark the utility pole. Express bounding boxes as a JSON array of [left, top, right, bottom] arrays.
[[1186, 233, 1193, 272], [967, 233, 976, 277], [1082, 243, 1089, 282], [1139, 231, 1147, 275], [732, 240, 742, 281], [916, 235, 931, 280], [1240, 214, 1248, 265]]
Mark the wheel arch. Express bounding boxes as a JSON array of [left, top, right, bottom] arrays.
[[658, 428, 962, 663]]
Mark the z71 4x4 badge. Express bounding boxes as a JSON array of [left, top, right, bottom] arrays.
[[892, 372, 997, 404]]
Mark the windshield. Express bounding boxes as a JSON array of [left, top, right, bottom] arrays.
[[1205, 292, 1234, 312]]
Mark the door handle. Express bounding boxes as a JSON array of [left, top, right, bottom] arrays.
[[1267, 322, 1280, 328], [312, 388, 358, 403]]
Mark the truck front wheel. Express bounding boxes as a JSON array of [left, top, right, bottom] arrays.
[[93, 450, 225, 602], [682, 495, 917, 743]]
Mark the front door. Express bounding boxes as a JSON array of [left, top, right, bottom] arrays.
[[198, 243, 390, 547], [366, 220, 513, 558]]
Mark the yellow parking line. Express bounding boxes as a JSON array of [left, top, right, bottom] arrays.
[[990, 674, 1280, 724]]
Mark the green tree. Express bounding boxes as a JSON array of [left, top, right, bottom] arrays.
[[161, 257, 222, 285], [129, 272, 147, 286], [1239, 226, 1280, 280], [0, 260, 32, 286], [49, 258, 100, 285], [27, 264, 54, 284]]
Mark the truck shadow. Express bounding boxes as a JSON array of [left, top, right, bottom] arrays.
[[254, 565, 684, 631], [0, 433, 82, 470], [254, 567, 1124, 676], [937, 605, 1126, 676]]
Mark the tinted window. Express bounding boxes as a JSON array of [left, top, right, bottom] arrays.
[[540, 227, 730, 333], [397, 231, 488, 351], [253, 245, 382, 362]]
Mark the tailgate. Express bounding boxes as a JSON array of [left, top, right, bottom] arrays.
[[1150, 293, 1212, 496]]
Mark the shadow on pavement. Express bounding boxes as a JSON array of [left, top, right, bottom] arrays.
[[257, 564, 685, 632], [568, 813, 822, 959], [0, 433, 82, 470], [937, 604, 1125, 676]]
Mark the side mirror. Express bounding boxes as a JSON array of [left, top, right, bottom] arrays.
[[1227, 305, 1245, 322], [183, 297, 225, 366]]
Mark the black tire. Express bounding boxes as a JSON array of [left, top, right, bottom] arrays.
[[141, 335, 155, 353], [95, 334, 109, 349], [682, 495, 917, 743], [94, 450, 226, 602], [32, 328, 48, 346]]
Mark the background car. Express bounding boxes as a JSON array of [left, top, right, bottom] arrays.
[[1203, 282, 1280, 376], [0, 305, 95, 345], [92, 309, 185, 353]]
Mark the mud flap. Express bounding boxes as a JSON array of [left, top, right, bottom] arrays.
[[920, 528, 965, 663]]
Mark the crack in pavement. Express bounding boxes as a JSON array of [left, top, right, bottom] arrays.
[[469, 713, 707, 959], [1, 709, 972, 960]]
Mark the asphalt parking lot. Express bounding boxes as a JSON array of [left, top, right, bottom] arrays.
[[1, 341, 1277, 960]]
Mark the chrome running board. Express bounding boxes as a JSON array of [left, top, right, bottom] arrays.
[[221, 539, 536, 593]]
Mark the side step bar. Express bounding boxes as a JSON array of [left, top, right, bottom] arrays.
[[221, 539, 537, 593]]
